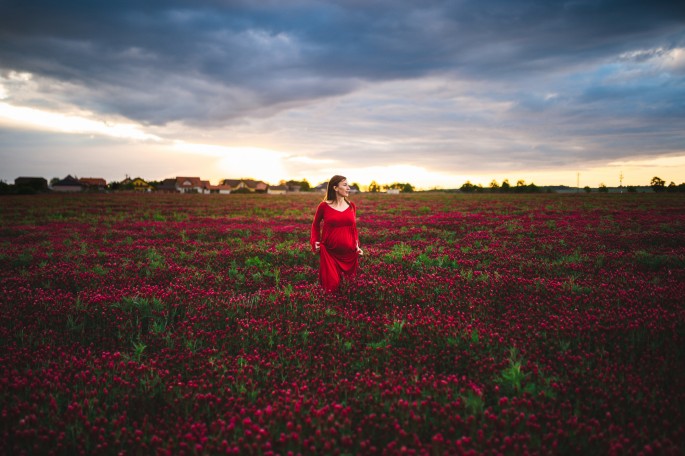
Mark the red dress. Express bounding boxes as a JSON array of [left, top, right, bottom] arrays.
[[310, 201, 360, 292]]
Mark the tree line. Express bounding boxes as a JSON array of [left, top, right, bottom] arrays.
[[460, 179, 542, 193], [460, 177, 685, 193], [3, 176, 685, 195], [650, 177, 685, 193], [367, 181, 415, 192]]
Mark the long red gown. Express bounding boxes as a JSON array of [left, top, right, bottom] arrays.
[[310, 201, 360, 292]]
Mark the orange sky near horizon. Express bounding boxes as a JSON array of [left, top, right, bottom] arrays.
[[1, 101, 683, 190]]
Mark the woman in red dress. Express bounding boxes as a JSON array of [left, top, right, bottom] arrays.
[[310, 175, 363, 292]]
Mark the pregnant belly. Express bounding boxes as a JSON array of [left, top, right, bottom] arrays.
[[324, 231, 355, 253]]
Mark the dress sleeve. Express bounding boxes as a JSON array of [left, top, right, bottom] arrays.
[[351, 202, 359, 247], [310, 202, 325, 251]]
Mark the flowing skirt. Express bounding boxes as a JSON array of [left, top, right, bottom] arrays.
[[319, 244, 358, 292]]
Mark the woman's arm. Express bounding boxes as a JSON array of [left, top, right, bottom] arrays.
[[310, 203, 324, 252], [352, 202, 362, 255]]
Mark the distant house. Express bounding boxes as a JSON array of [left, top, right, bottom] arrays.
[[209, 184, 232, 195], [79, 177, 107, 191], [268, 185, 288, 195], [154, 176, 210, 193], [156, 178, 178, 193], [14, 177, 48, 193], [157, 177, 212, 194], [221, 179, 269, 193], [52, 175, 84, 192], [176, 177, 204, 193], [122, 177, 152, 192], [386, 189, 400, 195]]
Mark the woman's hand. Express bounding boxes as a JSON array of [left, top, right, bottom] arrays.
[[356, 247, 364, 256], [314, 241, 321, 252]]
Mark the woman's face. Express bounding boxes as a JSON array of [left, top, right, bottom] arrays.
[[335, 179, 350, 197]]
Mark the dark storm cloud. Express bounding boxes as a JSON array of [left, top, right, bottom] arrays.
[[1, 0, 683, 126]]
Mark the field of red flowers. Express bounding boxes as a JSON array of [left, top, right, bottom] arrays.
[[1, 192, 684, 455]]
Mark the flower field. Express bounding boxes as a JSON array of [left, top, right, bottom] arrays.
[[1, 192, 684, 455]]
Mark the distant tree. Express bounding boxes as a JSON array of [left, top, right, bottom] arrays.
[[350, 182, 360, 192], [584, 186, 591, 193], [286, 179, 310, 191], [598, 183, 608, 193], [460, 181, 476, 193], [667, 182, 677, 193], [109, 179, 134, 191], [489, 180, 500, 192], [401, 182, 415, 193], [514, 179, 526, 193], [116, 180, 135, 191], [474, 184, 484, 193], [678, 183, 685, 193], [0, 180, 15, 194], [50, 177, 60, 186], [382, 182, 414, 192], [527, 183, 540, 193], [368, 180, 381, 193], [500, 179, 510, 193], [650, 176, 666, 193], [627, 186, 637, 193]]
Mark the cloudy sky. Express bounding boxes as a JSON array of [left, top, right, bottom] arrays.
[[1, 0, 684, 189]]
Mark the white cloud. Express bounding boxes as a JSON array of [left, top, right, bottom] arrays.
[[7, 71, 32, 82], [618, 47, 685, 74], [0, 102, 162, 142], [662, 48, 685, 73], [607, 154, 685, 168]]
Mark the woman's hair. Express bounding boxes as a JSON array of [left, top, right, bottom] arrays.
[[324, 175, 349, 202]]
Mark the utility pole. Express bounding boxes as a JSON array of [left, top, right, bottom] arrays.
[[619, 171, 624, 193]]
